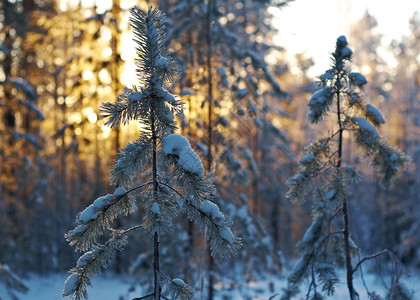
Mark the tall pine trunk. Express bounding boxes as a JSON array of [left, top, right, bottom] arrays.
[[151, 103, 160, 299], [206, 0, 214, 299], [335, 72, 355, 300]]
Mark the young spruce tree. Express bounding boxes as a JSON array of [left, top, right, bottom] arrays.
[[62, 7, 240, 300], [284, 36, 411, 300]]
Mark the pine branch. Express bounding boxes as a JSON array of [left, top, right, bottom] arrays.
[[66, 183, 151, 251], [63, 233, 129, 300], [158, 180, 240, 259], [110, 136, 153, 186]]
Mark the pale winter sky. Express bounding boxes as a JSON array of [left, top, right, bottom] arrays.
[[269, 0, 419, 76], [62, 0, 418, 78]]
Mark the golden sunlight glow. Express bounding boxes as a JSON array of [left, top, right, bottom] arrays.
[[69, 112, 82, 124], [99, 69, 112, 85], [362, 65, 371, 75], [101, 125, 112, 139], [82, 70, 94, 81], [88, 113, 98, 124], [101, 28, 112, 41], [102, 47, 112, 58], [270, 0, 419, 78], [82, 107, 98, 123], [65, 96, 77, 107]]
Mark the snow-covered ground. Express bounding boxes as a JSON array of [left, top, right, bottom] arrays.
[[0, 273, 142, 300], [1, 271, 419, 299], [217, 271, 420, 299]]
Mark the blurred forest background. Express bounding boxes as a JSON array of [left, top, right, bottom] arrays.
[[1, 0, 419, 294]]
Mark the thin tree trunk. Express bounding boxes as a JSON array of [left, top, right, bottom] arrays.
[[151, 105, 160, 299], [206, 1, 214, 299], [336, 78, 354, 300], [111, 0, 123, 274]]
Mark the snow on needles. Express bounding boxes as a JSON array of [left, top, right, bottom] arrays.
[[79, 188, 125, 224], [163, 134, 204, 176], [128, 91, 143, 101], [308, 87, 333, 106], [172, 278, 187, 287], [366, 104, 385, 124], [93, 194, 113, 209], [63, 274, 79, 294], [352, 117, 379, 139], [349, 72, 368, 87], [219, 227, 235, 245], [163, 134, 191, 155], [199, 200, 225, 226], [113, 186, 127, 196], [151, 202, 161, 215], [80, 205, 98, 223], [77, 251, 94, 267]]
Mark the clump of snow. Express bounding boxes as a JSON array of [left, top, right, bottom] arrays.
[[308, 87, 333, 106], [73, 225, 87, 235], [162, 134, 204, 176], [218, 116, 229, 127], [172, 278, 187, 287], [302, 153, 315, 163], [199, 200, 218, 214], [217, 67, 229, 86], [237, 88, 248, 99], [325, 190, 336, 200], [199, 201, 225, 225], [336, 35, 348, 48], [163, 134, 191, 155], [320, 69, 334, 80], [219, 227, 234, 245], [349, 93, 360, 105], [154, 54, 169, 69], [340, 47, 353, 59], [295, 173, 305, 181], [366, 104, 385, 124], [93, 194, 113, 209], [77, 251, 94, 267], [180, 88, 194, 96], [302, 219, 321, 244], [163, 91, 175, 103], [216, 67, 226, 77], [353, 117, 379, 139], [63, 274, 79, 294], [151, 202, 161, 216], [128, 91, 143, 101], [245, 149, 252, 160], [80, 205, 98, 223], [156, 88, 176, 103], [349, 72, 367, 87], [177, 147, 204, 176], [390, 153, 398, 161], [113, 187, 127, 196]]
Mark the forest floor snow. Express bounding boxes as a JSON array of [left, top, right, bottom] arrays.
[[2, 270, 420, 299]]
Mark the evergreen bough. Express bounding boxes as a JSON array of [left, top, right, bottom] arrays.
[[284, 36, 411, 300], [62, 7, 240, 300]]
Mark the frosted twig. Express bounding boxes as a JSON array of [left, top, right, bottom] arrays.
[[352, 249, 391, 274], [132, 292, 153, 300]]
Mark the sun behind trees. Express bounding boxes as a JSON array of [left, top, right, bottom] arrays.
[[62, 6, 240, 300], [283, 36, 411, 300]]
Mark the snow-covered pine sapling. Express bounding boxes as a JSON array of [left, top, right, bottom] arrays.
[[63, 6, 240, 300], [285, 36, 410, 300]]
